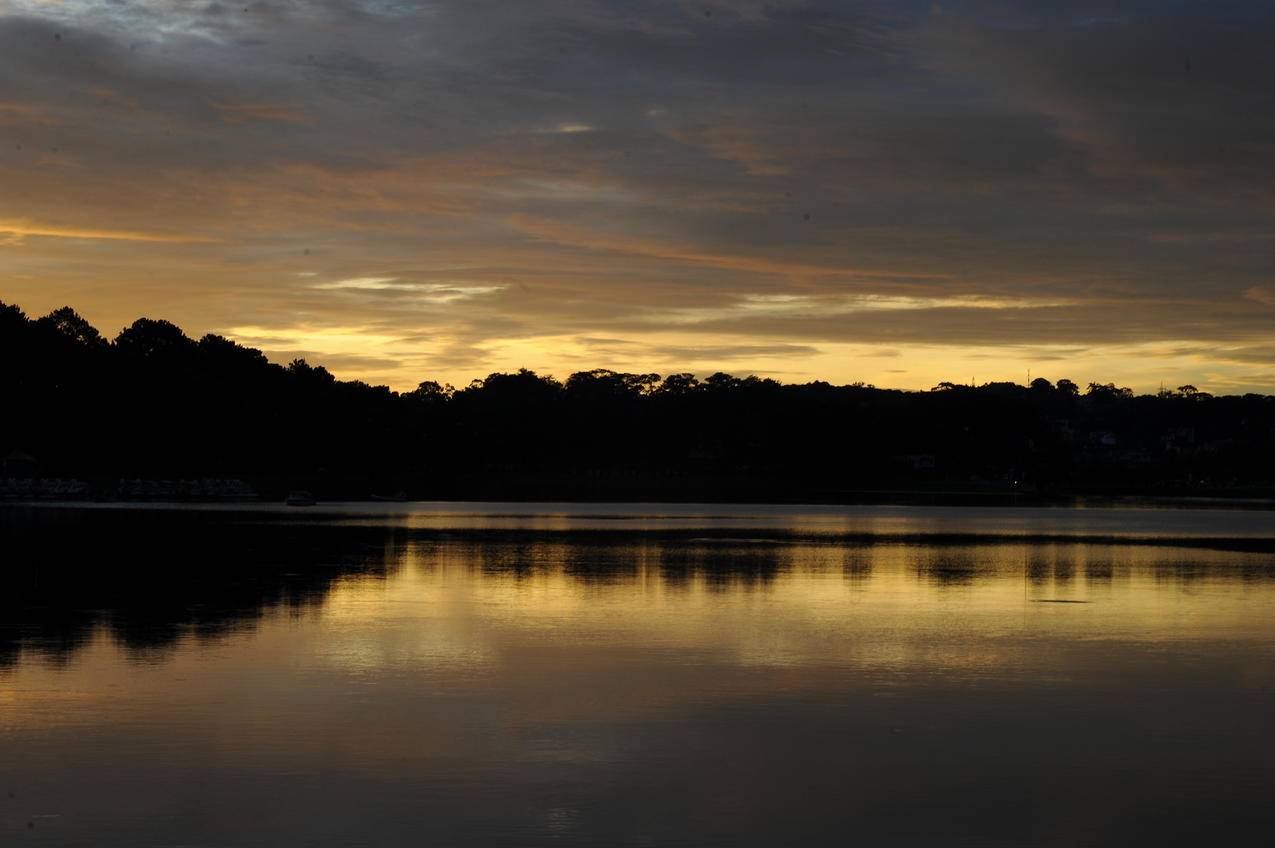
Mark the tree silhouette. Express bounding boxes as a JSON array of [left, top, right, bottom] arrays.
[[37, 307, 108, 349], [2, 298, 1274, 500]]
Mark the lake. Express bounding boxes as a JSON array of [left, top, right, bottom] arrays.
[[3, 502, 1274, 846]]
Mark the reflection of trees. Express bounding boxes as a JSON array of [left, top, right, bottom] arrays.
[[1147, 557, 1275, 585], [656, 540, 786, 590], [1026, 556, 1053, 586], [2, 524, 805, 666], [913, 549, 987, 586], [1085, 560, 1115, 583], [7, 512, 1274, 668], [1026, 556, 1077, 585], [465, 532, 790, 589], [461, 533, 884, 590], [0, 508, 401, 668], [471, 538, 648, 585]]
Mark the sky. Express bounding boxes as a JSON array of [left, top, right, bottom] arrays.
[[2, 0, 1274, 393]]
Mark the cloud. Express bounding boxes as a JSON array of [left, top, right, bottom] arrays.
[[314, 277, 506, 303], [2, 2, 1275, 392], [1244, 287, 1275, 307], [211, 99, 308, 125], [507, 214, 941, 283], [574, 337, 823, 361], [0, 219, 214, 244]]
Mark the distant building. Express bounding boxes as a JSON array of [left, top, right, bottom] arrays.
[[2, 449, 38, 477], [903, 454, 936, 471], [1089, 431, 1118, 448], [1043, 417, 1076, 442]]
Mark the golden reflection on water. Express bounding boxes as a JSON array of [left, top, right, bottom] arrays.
[[3, 521, 1275, 846], [5, 538, 1274, 733]]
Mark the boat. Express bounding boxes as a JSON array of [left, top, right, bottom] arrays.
[[285, 490, 316, 506], [370, 491, 409, 502]]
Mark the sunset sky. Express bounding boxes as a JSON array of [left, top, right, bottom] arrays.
[[3, 1, 1274, 392]]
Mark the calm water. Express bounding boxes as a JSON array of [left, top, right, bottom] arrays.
[[3, 503, 1275, 846]]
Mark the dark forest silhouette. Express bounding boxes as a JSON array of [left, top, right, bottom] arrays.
[[3, 301, 1275, 500]]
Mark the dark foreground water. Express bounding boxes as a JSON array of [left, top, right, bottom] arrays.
[[2, 503, 1275, 847]]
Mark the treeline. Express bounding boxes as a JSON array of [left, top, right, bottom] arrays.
[[3, 301, 1275, 500]]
